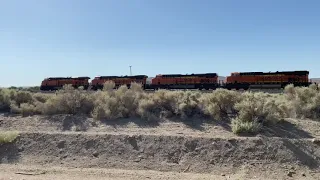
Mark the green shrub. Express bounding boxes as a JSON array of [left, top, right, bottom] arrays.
[[41, 85, 94, 115], [20, 103, 38, 117], [284, 84, 320, 119], [32, 93, 51, 103], [200, 89, 241, 120], [137, 98, 159, 122], [237, 92, 288, 123], [14, 91, 33, 106], [231, 118, 262, 135], [103, 81, 116, 91], [230, 92, 289, 134], [92, 82, 146, 120], [0, 131, 19, 144], [0, 89, 14, 111], [137, 90, 180, 121], [2, 83, 320, 135], [176, 91, 203, 119]]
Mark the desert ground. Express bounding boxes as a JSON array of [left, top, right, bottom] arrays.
[[0, 114, 320, 180], [1, 84, 320, 179]]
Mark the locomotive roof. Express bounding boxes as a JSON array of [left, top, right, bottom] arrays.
[[237, 71, 309, 76], [46, 76, 90, 80], [96, 75, 148, 79], [159, 73, 218, 78]]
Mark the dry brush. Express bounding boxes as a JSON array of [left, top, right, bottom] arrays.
[[0, 83, 319, 135]]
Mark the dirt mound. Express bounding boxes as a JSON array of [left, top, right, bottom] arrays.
[[1, 115, 320, 179], [1, 132, 319, 174]]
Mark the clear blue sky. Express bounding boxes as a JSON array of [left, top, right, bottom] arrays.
[[1, 0, 319, 87]]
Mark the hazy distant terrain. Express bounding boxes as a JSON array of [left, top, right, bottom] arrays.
[[311, 78, 320, 83]]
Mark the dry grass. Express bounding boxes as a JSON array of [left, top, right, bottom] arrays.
[[1, 83, 319, 135], [284, 84, 320, 119], [0, 131, 19, 144]]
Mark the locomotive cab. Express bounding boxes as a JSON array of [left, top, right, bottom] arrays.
[[226, 72, 240, 83]]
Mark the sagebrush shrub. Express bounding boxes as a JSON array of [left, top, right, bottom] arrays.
[[32, 93, 51, 103], [14, 91, 33, 106], [0, 131, 19, 144], [9, 103, 21, 114], [2, 83, 320, 135], [41, 85, 94, 115], [91, 91, 120, 120], [176, 91, 203, 119], [0, 88, 46, 115], [235, 92, 288, 124], [137, 98, 159, 122], [200, 89, 241, 120], [137, 90, 180, 120], [231, 117, 262, 135], [230, 91, 291, 134], [103, 81, 115, 91], [0, 89, 13, 111], [92, 82, 146, 120], [284, 84, 320, 119], [20, 103, 37, 117]]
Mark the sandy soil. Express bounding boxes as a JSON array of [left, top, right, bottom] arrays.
[[1, 114, 319, 138], [0, 114, 320, 179], [1, 164, 319, 180]]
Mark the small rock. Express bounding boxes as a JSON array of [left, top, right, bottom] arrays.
[[57, 140, 66, 149], [139, 148, 145, 153], [91, 121, 97, 126], [302, 173, 306, 177], [133, 159, 141, 162], [287, 171, 295, 177], [18, 147, 25, 152], [312, 138, 320, 145], [221, 174, 226, 176], [93, 152, 99, 157]]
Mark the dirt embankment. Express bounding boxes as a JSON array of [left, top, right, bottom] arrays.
[[0, 115, 320, 179], [1, 132, 320, 172]]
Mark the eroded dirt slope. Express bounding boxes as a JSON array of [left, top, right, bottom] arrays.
[[0, 114, 320, 179]]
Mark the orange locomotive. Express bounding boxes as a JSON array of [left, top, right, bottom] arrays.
[[40, 77, 90, 91], [39, 70, 312, 91], [149, 73, 219, 90], [91, 75, 148, 90], [225, 71, 310, 90]]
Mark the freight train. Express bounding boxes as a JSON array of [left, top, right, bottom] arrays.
[[39, 70, 312, 91]]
